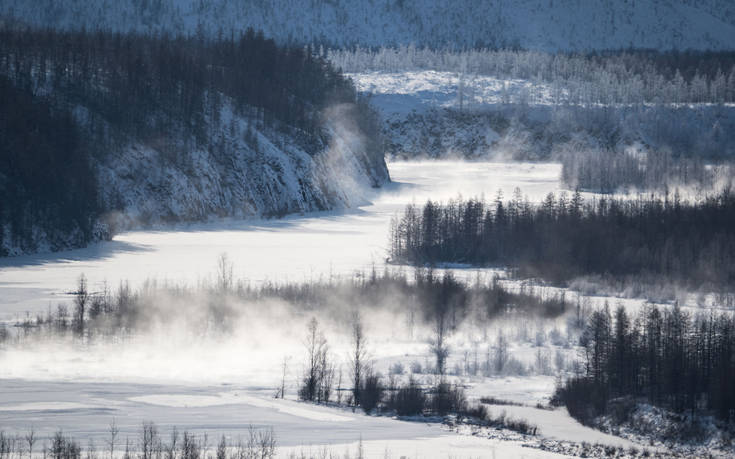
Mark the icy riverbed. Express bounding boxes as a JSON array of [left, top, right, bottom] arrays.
[[0, 160, 655, 457], [0, 161, 564, 321]]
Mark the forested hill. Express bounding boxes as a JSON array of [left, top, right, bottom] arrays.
[[1, 0, 735, 51], [0, 27, 389, 256]]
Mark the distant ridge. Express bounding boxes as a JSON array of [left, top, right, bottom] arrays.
[[1, 0, 735, 51]]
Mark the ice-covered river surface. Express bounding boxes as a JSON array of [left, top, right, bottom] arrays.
[[1, 161, 646, 457], [0, 161, 565, 320]]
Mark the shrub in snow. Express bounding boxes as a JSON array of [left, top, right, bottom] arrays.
[[388, 377, 426, 416]]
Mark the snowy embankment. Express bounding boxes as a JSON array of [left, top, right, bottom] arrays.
[[0, 379, 647, 458]]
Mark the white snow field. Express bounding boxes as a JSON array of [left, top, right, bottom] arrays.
[[0, 161, 563, 321], [0, 160, 654, 457], [349, 71, 556, 117]]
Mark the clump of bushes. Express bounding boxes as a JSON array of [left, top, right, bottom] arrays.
[[430, 382, 467, 415], [387, 377, 427, 416], [359, 371, 384, 414]]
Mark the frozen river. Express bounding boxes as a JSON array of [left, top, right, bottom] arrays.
[[0, 160, 656, 457], [0, 161, 564, 321]]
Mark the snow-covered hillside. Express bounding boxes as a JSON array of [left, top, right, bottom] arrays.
[[0, 28, 390, 257], [0, 102, 389, 257], [351, 71, 735, 160], [2, 0, 735, 51], [95, 102, 389, 235]]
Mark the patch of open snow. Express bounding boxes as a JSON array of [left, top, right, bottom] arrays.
[[131, 393, 354, 422], [484, 404, 638, 449], [277, 434, 570, 458], [0, 402, 93, 411], [231, 394, 355, 423], [467, 376, 557, 406], [349, 71, 556, 117]]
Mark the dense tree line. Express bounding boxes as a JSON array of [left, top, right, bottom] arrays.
[[0, 75, 99, 255], [0, 26, 372, 155], [6, 0, 735, 53], [555, 304, 735, 423], [560, 148, 732, 193], [330, 46, 735, 105], [0, 26, 383, 255], [389, 191, 735, 289]]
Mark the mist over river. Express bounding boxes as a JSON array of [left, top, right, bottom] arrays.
[[0, 161, 563, 321]]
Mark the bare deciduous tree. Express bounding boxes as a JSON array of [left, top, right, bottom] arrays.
[[216, 253, 234, 292], [140, 422, 158, 459], [349, 312, 368, 408], [74, 274, 89, 338], [107, 419, 118, 459], [431, 309, 449, 377], [299, 318, 332, 403], [277, 356, 290, 399], [24, 427, 36, 459]]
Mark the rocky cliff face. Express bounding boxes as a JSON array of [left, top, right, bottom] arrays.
[[96, 102, 390, 233]]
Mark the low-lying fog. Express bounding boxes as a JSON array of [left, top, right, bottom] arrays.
[[0, 161, 563, 320], [0, 160, 702, 455]]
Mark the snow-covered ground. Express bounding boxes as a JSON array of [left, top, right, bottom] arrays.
[[0, 379, 640, 457], [0, 160, 703, 457], [0, 161, 563, 321], [349, 71, 556, 117], [0, 160, 652, 457]]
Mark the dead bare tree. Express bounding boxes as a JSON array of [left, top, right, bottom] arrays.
[[165, 427, 178, 459], [140, 422, 158, 459], [74, 274, 89, 338], [256, 427, 276, 459], [216, 253, 234, 292], [277, 356, 290, 399], [431, 309, 450, 378], [299, 318, 331, 403], [318, 348, 335, 403], [336, 367, 344, 405], [85, 439, 96, 459], [216, 436, 226, 459], [107, 419, 118, 459], [349, 312, 368, 408], [24, 427, 36, 459]]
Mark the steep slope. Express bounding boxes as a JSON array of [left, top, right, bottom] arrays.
[[96, 101, 389, 233], [0, 28, 389, 256], [1, 0, 734, 51]]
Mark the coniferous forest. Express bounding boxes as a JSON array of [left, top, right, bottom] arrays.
[[0, 26, 383, 255], [0, 75, 99, 253], [555, 303, 735, 424], [390, 190, 735, 289]]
